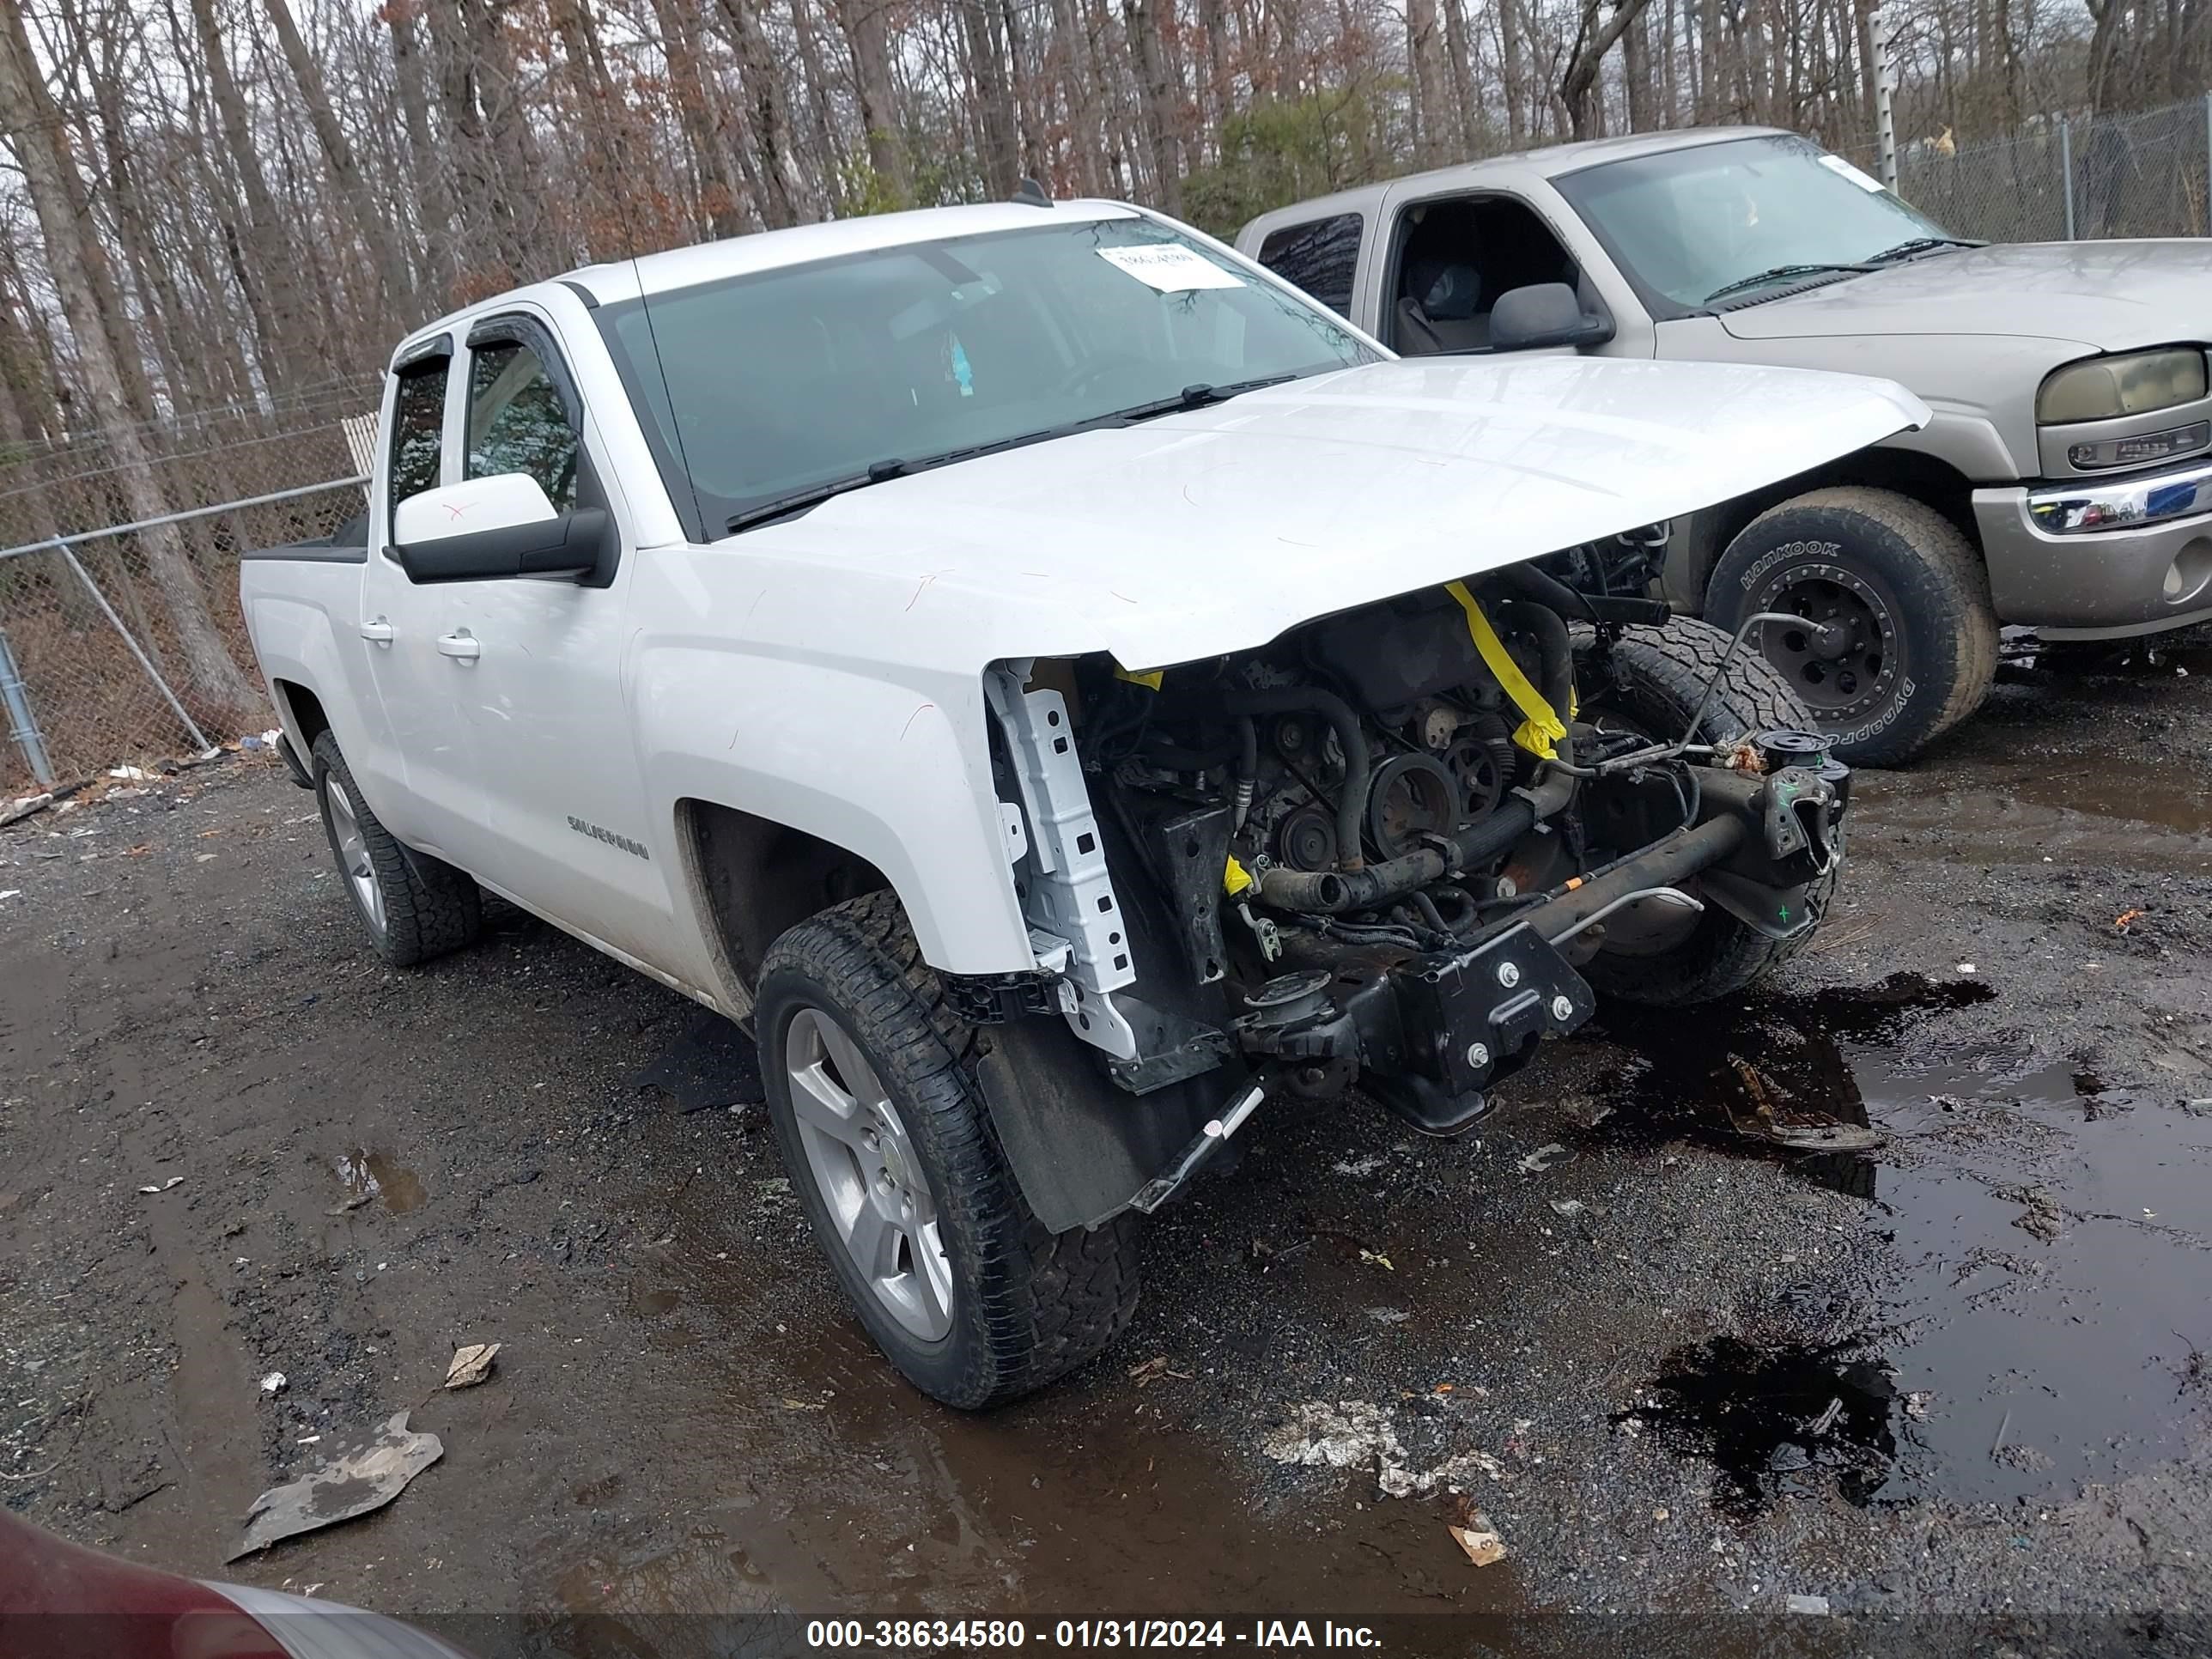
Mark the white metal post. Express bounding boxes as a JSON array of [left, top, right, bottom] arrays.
[[2060, 117, 2077, 239], [1869, 8, 1899, 191], [56, 543, 213, 754], [0, 620, 54, 787]]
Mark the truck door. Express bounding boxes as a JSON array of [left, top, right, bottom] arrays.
[[1369, 185, 1656, 360], [354, 339, 497, 866], [435, 311, 676, 967]]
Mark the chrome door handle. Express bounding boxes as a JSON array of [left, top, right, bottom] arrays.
[[359, 617, 393, 644], [436, 631, 481, 662]]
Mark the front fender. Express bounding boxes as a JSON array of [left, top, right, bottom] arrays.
[[636, 648, 1033, 975]]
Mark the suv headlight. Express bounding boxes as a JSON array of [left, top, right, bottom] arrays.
[[2037, 348, 2209, 423]]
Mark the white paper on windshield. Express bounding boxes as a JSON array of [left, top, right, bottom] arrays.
[[1817, 154, 1887, 192], [1096, 245, 1246, 292]]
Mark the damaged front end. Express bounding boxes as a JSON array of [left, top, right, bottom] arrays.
[[961, 538, 1849, 1221]]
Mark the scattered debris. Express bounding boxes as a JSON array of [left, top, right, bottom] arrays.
[[0, 793, 52, 827], [1807, 1396, 1846, 1437], [2115, 908, 2146, 933], [1547, 1198, 1585, 1218], [2008, 1185, 2064, 1243], [1126, 1355, 1193, 1387], [1445, 1516, 1506, 1568], [443, 1343, 500, 1389], [1955, 962, 1978, 975], [0, 890, 22, 902], [1785, 1594, 1830, 1615], [259, 1372, 287, 1395], [1904, 1391, 1933, 1420], [228, 1411, 443, 1559], [1516, 1143, 1567, 1174], [1332, 1153, 1387, 1178], [107, 766, 152, 781], [1262, 1401, 1398, 1471], [1364, 1307, 1412, 1325], [1358, 1248, 1394, 1271], [780, 1397, 826, 1412], [136, 1176, 184, 1194]]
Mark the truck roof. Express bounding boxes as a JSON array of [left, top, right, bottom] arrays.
[[389, 199, 1145, 368], [1237, 125, 1790, 244]]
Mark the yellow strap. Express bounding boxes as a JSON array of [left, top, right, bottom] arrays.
[[1223, 854, 1254, 896], [1114, 662, 1164, 690], [1445, 580, 1568, 760]]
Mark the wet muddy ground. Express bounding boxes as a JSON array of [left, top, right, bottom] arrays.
[[3, 630, 2208, 1654]]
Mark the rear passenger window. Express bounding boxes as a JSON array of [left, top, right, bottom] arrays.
[[386, 357, 448, 522], [466, 341, 582, 511], [1256, 214, 1364, 317]]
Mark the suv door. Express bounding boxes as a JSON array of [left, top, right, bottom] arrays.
[[356, 340, 495, 864], [441, 312, 674, 965]]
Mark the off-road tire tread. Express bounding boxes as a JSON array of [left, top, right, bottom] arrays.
[[1578, 617, 1839, 1006], [1711, 486, 1999, 765], [310, 731, 481, 967], [761, 890, 1139, 1408]]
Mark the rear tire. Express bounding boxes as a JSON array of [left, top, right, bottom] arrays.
[[310, 731, 481, 967], [1706, 486, 1998, 766], [1577, 617, 1838, 1006], [757, 890, 1140, 1408]]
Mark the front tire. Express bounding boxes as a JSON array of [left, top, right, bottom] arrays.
[[757, 890, 1140, 1408], [1706, 486, 1998, 767], [311, 731, 481, 967], [1578, 617, 1838, 1006]]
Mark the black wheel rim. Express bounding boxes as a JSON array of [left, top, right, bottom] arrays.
[[1754, 566, 1900, 722]]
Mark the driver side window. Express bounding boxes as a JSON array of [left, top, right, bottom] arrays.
[[466, 339, 581, 511]]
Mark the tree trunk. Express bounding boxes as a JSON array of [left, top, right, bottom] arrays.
[[1407, 0, 1452, 164], [265, 0, 413, 325], [0, 0, 258, 719], [387, 3, 456, 302], [187, 0, 315, 390], [1122, 0, 1182, 211], [1560, 0, 1656, 137], [716, 0, 800, 227], [653, 0, 750, 232]]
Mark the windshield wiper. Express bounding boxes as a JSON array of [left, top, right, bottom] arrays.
[[1704, 263, 1874, 305], [1102, 374, 1298, 424], [727, 459, 912, 533], [1867, 235, 1984, 264]]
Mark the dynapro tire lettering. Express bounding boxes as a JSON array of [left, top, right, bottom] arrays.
[[1739, 539, 1843, 592], [1832, 677, 1917, 744], [568, 816, 651, 860]]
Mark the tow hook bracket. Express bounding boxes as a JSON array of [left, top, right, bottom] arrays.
[[1395, 922, 1595, 1097]]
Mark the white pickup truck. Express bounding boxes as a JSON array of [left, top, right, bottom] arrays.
[[241, 199, 1923, 1407]]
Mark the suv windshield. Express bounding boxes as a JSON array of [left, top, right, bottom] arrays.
[[598, 216, 1379, 536], [1555, 135, 1958, 313]]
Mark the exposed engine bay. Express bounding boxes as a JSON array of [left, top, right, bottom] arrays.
[[973, 534, 1851, 1161]]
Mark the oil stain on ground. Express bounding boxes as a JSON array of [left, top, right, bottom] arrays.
[[1596, 973, 2212, 1515]]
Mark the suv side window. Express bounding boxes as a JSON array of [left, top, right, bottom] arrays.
[[386, 356, 449, 525], [465, 340, 581, 511], [1255, 213, 1364, 317]]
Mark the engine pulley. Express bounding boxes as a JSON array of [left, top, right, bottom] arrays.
[[1366, 753, 1462, 861]]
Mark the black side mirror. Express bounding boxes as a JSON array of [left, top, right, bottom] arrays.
[[392, 508, 617, 586], [1488, 282, 1615, 353]]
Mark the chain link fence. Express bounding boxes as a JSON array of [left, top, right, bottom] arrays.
[[1872, 94, 2212, 242], [0, 383, 377, 797]]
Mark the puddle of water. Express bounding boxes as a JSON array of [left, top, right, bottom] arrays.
[[1854, 760, 2212, 841], [629, 1011, 763, 1114], [332, 1149, 427, 1214], [1599, 974, 2212, 1514]]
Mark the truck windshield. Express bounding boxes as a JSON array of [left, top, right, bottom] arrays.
[[597, 216, 1379, 537], [1555, 135, 1960, 313]]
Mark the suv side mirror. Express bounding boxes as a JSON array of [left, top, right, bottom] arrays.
[[1488, 282, 1615, 353], [390, 474, 613, 585]]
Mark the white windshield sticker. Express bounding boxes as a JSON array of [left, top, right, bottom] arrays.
[[1096, 244, 1246, 292], [1817, 154, 1887, 192]]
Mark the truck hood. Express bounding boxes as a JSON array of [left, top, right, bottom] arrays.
[[1717, 240, 2212, 351], [732, 356, 1927, 672]]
